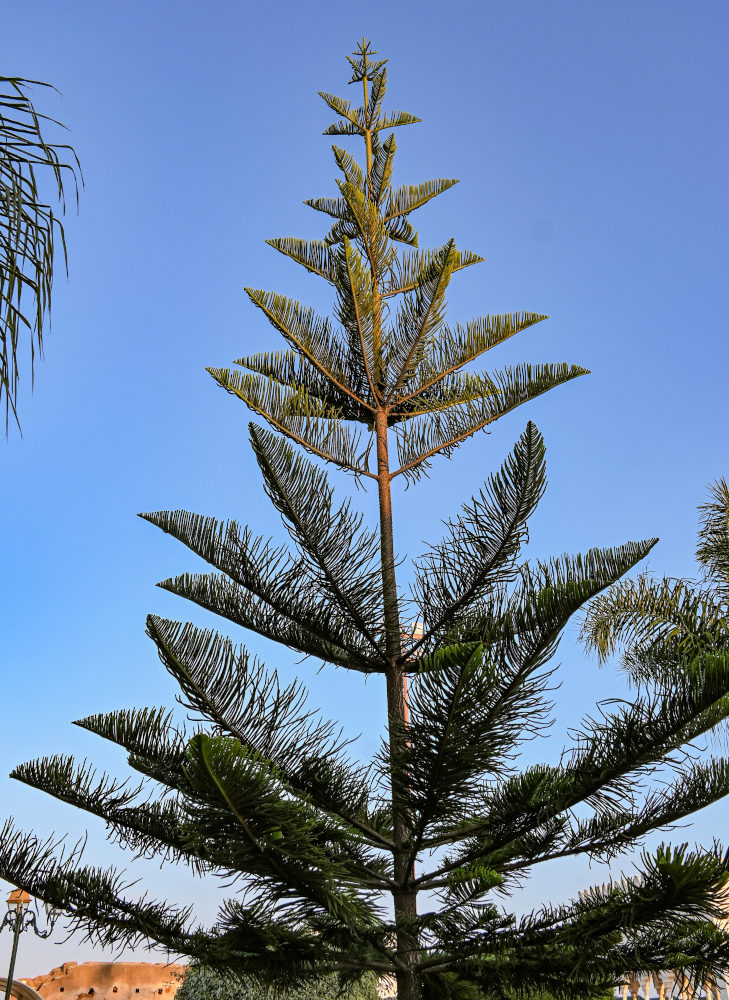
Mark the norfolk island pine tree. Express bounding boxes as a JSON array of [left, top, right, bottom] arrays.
[[4, 40, 729, 1000]]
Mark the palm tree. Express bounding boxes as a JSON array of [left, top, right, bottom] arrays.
[[0, 75, 81, 431], [581, 479, 729, 681]]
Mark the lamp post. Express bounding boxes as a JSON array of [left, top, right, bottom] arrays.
[[1, 890, 52, 1000]]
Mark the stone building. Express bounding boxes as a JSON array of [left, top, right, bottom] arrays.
[[18, 962, 187, 1000], [581, 880, 729, 1000], [620, 972, 727, 1000]]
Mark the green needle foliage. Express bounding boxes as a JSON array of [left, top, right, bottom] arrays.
[[0, 74, 81, 431], [175, 964, 379, 1000], [4, 41, 729, 1000]]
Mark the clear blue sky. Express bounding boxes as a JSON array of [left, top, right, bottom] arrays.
[[2, 0, 728, 978]]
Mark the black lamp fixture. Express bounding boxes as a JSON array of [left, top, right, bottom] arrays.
[[1, 890, 54, 1000]]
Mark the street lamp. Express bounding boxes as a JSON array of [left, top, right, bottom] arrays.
[[1, 890, 52, 1000]]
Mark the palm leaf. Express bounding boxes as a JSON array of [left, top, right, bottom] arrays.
[[697, 477, 729, 594], [580, 575, 728, 681], [0, 76, 81, 430]]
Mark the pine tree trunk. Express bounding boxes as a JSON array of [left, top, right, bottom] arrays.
[[375, 408, 421, 1000]]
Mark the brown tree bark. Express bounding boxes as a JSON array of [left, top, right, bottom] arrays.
[[375, 407, 421, 1000]]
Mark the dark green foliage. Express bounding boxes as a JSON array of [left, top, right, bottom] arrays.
[[175, 965, 379, 1000], [0, 75, 81, 430], [174, 962, 598, 1000], [3, 40, 729, 1000]]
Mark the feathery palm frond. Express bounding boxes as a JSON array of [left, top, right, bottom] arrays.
[[581, 480, 729, 686], [0, 75, 81, 430], [697, 478, 729, 596]]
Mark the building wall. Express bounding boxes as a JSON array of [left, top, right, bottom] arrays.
[[19, 962, 187, 1000]]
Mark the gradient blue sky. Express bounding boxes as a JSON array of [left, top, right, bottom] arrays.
[[2, 0, 728, 978]]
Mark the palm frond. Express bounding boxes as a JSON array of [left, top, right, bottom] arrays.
[[697, 477, 729, 595], [0, 76, 81, 430], [580, 575, 729, 681]]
